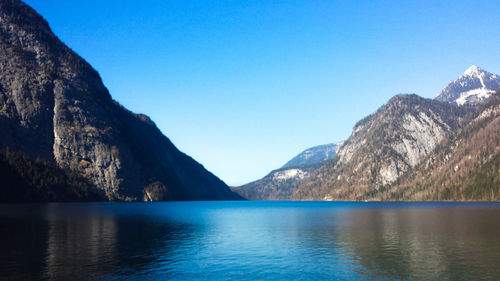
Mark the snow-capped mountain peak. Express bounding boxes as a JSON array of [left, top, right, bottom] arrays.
[[435, 65, 500, 106], [463, 65, 482, 77]]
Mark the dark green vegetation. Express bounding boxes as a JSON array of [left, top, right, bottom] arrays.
[[0, 0, 242, 202], [0, 148, 104, 202]]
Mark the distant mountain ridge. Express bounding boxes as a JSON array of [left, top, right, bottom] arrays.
[[0, 0, 242, 201], [232, 142, 342, 200], [282, 142, 342, 169], [436, 65, 500, 105]]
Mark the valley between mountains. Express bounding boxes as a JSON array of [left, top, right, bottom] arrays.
[[0, 0, 498, 202]]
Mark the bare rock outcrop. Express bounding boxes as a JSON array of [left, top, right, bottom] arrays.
[[0, 0, 242, 201], [292, 94, 476, 200]]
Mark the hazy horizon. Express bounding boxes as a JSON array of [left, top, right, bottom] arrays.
[[24, 0, 500, 185]]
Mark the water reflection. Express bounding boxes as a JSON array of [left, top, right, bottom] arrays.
[[43, 205, 118, 280], [336, 207, 500, 280], [0, 214, 49, 280], [0, 203, 197, 280], [1, 202, 500, 280]]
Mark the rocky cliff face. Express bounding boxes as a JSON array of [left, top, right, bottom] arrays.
[[292, 94, 476, 200], [0, 0, 241, 201], [236, 66, 499, 201], [378, 91, 500, 201], [291, 67, 500, 201], [235, 65, 499, 201]]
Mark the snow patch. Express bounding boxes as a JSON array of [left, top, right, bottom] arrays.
[[272, 169, 308, 181], [436, 65, 499, 105], [323, 194, 333, 201], [455, 88, 494, 105]]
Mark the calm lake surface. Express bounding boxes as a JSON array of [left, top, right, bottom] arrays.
[[1, 201, 500, 280]]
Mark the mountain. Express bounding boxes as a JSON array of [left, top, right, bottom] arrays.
[[231, 168, 309, 200], [236, 66, 500, 201], [376, 90, 500, 200], [232, 143, 341, 200], [292, 94, 476, 200], [282, 142, 343, 169], [436, 65, 500, 105], [0, 0, 242, 201], [293, 66, 500, 201], [0, 147, 105, 202]]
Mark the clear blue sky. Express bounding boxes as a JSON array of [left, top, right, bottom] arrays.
[[25, 0, 500, 185]]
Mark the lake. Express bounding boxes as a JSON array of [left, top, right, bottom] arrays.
[[1, 201, 500, 280]]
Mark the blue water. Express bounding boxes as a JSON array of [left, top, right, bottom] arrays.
[[1, 201, 500, 280]]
